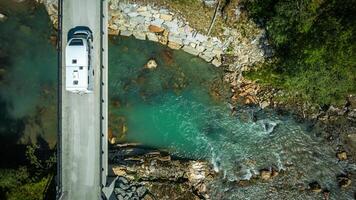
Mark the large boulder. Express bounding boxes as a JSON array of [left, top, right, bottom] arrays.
[[145, 59, 158, 69], [148, 25, 164, 33]]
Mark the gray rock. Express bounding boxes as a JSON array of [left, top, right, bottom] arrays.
[[201, 0, 218, 7], [211, 58, 222, 67], [130, 16, 145, 25], [182, 45, 200, 56], [123, 8, 131, 14], [126, 192, 133, 198], [168, 35, 183, 45], [116, 194, 124, 200], [199, 51, 215, 62], [139, 11, 152, 18], [136, 186, 147, 197], [133, 31, 146, 40], [151, 18, 164, 26], [159, 8, 170, 14], [182, 39, 191, 46], [120, 30, 132, 37], [119, 182, 130, 190], [196, 45, 206, 53], [147, 32, 159, 42], [194, 33, 208, 42], [114, 187, 126, 195], [135, 24, 148, 32], [163, 21, 179, 32], [136, 6, 147, 12]]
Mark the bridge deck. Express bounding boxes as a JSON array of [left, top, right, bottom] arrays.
[[58, 0, 108, 199]]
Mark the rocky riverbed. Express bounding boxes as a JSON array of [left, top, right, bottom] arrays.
[[109, 145, 215, 200]]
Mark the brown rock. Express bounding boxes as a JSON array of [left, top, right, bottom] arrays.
[[148, 25, 164, 33], [260, 101, 270, 109], [237, 180, 251, 187], [271, 168, 279, 178], [143, 193, 154, 200], [49, 35, 57, 46], [167, 41, 182, 50], [108, 28, 119, 35], [110, 137, 116, 144], [112, 166, 127, 176], [337, 151, 347, 161], [260, 169, 272, 180], [158, 36, 168, 45]]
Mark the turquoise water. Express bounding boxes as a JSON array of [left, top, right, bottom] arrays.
[[0, 1, 56, 118], [109, 36, 355, 199], [0, 2, 354, 198], [0, 1, 57, 148]]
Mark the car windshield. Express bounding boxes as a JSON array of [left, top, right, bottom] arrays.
[[69, 39, 83, 46]]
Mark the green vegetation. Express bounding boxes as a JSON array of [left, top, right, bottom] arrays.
[[0, 145, 55, 200], [243, 0, 356, 106]]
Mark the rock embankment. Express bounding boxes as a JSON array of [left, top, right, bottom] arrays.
[[39, 0, 269, 70], [110, 146, 215, 200], [108, 1, 224, 67]]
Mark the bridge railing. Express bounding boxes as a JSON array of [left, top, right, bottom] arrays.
[[56, 0, 63, 199], [100, 0, 108, 198]]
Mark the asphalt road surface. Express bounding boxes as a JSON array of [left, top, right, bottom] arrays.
[[59, 0, 107, 199]]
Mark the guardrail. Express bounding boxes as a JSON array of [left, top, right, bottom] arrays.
[[100, 0, 108, 198], [56, 0, 63, 199]]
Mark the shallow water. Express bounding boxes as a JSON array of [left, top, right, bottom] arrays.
[[109, 37, 354, 199], [0, 2, 354, 198]]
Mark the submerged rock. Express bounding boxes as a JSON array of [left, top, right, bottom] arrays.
[[259, 120, 277, 134], [336, 151, 347, 161], [145, 59, 158, 69], [259, 167, 278, 181], [337, 175, 352, 188], [308, 181, 322, 193]]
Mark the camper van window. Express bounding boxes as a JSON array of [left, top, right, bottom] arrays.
[[80, 66, 83, 70], [72, 59, 77, 64], [73, 80, 78, 85], [69, 39, 83, 46]]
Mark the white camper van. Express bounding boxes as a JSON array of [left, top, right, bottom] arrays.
[[65, 27, 93, 93]]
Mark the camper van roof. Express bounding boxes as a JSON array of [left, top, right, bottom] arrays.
[[65, 38, 88, 67]]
